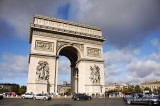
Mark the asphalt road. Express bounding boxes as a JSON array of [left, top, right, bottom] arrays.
[[0, 98, 148, 106]]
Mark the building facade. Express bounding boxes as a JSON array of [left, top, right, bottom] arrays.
[[141, 80, 160, 92], [0, 83, 19, 90], [105, 83, 130, 92], [57, 81, 71, 95]]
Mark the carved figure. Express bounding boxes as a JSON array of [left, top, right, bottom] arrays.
[[36, 61, 49, 80], [89, 65, 101, 84]]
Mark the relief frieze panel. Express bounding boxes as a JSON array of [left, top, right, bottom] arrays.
[[35, 40, 54, 52], [33, 30, 102, 45], [87, 47, 101, 57]]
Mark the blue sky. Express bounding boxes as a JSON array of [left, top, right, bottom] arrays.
[[0, 0, 160, 86]]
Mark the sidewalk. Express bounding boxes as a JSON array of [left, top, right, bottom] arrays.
[[3, 95, 21, 98]]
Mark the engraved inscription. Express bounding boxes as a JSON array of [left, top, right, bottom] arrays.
[[87, 47, 101, 57], [34, 18, 102, 36], [35, 40, 54, 52]]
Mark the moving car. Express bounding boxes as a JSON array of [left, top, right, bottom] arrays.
[[33, 94, 51, 100], [125, 93, 160, 105], [72, 93, 92, 100], [0, 94, 3, 100], [21, 93, 34, 99], [123, 92, 134, 101]]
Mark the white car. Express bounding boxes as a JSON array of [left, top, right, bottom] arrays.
[[21, 93, 34, 99], [33, 94, 51, 100]]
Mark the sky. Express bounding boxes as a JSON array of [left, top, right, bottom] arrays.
[[0, 0, 160, 86]]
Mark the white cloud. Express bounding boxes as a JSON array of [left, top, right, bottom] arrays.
[[0, 0, 69, 38], [104, 49, 138, 66], [151, 38, 160, 52], [57, 58, 71, 84], [104, 49, 160, 85], [70, 0, 160, 48], [0, 54, 28, 79], [150, 53, 160, 60], [0, 54, 28, 72], [1, 0, 159, 49], [126, 60, 160, 78], [58, 59, 71, 75]]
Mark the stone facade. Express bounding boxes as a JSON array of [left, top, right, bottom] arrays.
[[27, 15, 106, 96], [140, 80, 160, 92], [105, 83, 131, 92]]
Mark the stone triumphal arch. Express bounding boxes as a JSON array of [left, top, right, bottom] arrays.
[[27, 15, 106, 95]]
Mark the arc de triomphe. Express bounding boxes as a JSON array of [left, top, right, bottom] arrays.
[[27, 15, 106, 96]]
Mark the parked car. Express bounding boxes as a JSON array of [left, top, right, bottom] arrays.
[[33, 94, 51, 100], [72, 93, 92, 100], [125, 93, 160, 105], [0, 94, 3, 100], [21, 93, 34, 99]]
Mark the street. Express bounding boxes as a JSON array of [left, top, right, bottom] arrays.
[[0, 98, 148, 106]]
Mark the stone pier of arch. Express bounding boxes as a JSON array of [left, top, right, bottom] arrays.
[[27, 15, 106, 96]]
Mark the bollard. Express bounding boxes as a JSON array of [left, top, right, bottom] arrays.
[[65, 95, 66, 98], [16, 95, 17, 97], [7, 95, 8, 98], [52, 95, 53, 98]]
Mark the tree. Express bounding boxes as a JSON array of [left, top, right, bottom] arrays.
[[10, 84, 20, 94], [157, 87, 160, 94], [144, 87, 151, 91], [134, 85, 142, 93], [19, 86, 27, 94], [65, 88, 71, 95]]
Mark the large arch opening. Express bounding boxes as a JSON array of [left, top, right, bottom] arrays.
[[57, 46, 80, 94]]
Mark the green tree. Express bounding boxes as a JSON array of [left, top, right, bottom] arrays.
[[121, 87, 134, 94], [65, 88, 71, 95], [127, 87, 134, 92], [157, 87, 160, 94], [134, 85, 142, 93], [10, 84, 20, 94], [19, 86, 27, 94], [144, 87, 151, 91]]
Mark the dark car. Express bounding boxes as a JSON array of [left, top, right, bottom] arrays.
[[125, 93, 160, 105], [123, 92, 134, 101], [0, 94, 3, 100], [72, 93, 92, 100]]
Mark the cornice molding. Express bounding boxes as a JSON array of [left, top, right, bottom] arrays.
[[77, 58, 104, 63], [30, 53, 57, 58], [34, 14, 102, 31]]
